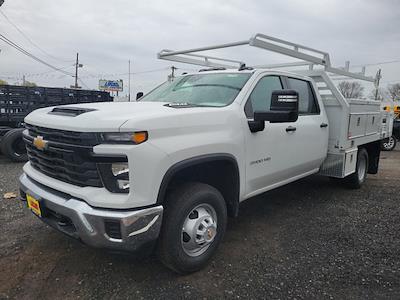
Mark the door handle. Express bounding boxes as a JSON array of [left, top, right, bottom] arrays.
[[286, 126, 296, 132], [320, 123, 328, 128]]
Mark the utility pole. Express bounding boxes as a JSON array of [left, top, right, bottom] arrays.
[[168, 66, 177, 82], [128, 60, 131, 102], [72, 52, 83, 89], [74, 53, 79, 88], [171, 66, 177, 78], [22, 75, 26, 86]]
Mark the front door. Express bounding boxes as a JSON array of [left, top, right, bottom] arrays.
[[243, 75, 328, 198]]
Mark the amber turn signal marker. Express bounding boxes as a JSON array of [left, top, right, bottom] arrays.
[[132, 131, 148, 144]]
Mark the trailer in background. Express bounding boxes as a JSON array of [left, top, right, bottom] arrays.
[[0, 85, 113, 162]]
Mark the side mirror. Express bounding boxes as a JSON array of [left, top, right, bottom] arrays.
[[255, 89, 299, 123], [248, 90, 299, 132], [136, 92, 144, 100]]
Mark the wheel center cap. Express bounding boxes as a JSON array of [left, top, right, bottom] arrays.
[[204, 226, 216, 242]]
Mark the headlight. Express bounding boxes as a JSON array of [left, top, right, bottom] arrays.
[[100, 131, 148, 144], [97, 161, 130, 193]]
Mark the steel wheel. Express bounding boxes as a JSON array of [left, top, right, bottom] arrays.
[[181, 204, 218, 257], [382, 136, 395, 151], [357, 153, 367, 182]]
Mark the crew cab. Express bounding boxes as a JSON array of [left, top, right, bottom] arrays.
[[19, 34, 392, 273]]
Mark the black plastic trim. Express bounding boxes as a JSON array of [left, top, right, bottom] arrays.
[[156, 153, 240, 215], [48, 107, 96, 117], [97, 162, 129, 194]]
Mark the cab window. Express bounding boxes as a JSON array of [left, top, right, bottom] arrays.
[[286, 78, 319, 114], [244, 76, 283, 118]]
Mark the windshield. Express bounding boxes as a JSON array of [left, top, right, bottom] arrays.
[[140, 73, 252, 107]]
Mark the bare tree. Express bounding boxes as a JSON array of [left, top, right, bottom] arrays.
[[387, 83, 400, 101], [369, 87, 388, 101], [337, 81, 364, 99]]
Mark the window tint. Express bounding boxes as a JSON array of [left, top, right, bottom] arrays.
[[245, 76, 283, 117], [287, 78, 319, 114]]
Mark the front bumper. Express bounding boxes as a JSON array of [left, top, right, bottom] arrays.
[[19, 173, 163, 253]]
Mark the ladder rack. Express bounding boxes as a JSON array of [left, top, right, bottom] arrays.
[[158, 33, 377, 83]]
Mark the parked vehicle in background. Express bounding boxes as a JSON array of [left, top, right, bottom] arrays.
[[381, 104, 398, 151], [390, 118, 400, 146], [19, 34, 393, 274], [0, 85, 112, 161]]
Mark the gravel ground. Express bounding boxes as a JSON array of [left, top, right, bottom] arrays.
[[0, 148, 399, 299]]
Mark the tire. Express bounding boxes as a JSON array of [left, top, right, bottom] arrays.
[[1, 128, 28, 162], [344, 148, 368, 189], [157, 182, 227, 274], [381, 136, 396, 151]]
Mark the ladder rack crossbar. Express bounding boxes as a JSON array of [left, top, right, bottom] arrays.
[[157, 33, 376, 82]]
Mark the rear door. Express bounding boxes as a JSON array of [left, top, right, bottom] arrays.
[[284, 76, 328, 172]]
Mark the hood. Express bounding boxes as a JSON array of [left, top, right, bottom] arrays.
[[24, 102, 176, 131], [24, 101, 232, 132]]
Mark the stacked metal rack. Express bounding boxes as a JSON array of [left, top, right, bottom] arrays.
[[0, 85, 113, 162]]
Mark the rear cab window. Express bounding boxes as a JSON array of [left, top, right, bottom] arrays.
[[286, 77, 320, 115]]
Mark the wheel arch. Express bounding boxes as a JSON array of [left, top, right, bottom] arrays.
[[157, 153, 240, 217], [360, 140, 381, 174]]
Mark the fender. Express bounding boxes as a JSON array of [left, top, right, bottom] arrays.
[[156, 153, 240, 217]]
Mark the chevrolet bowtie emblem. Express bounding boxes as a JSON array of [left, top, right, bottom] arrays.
[[33, 136, 48, 151]]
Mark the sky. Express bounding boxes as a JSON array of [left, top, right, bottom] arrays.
[[0, 0, 399, 97]]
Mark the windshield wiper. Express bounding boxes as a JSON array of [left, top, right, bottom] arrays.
[[164, 102, 216, 108]]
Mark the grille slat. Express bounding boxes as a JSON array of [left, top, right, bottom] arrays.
[[25, 124, 103, 187], [25, 123, 99, 146], [25, 143, 98, 170], [27, 152, 99, 178]]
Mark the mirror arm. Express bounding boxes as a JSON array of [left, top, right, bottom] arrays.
[[248, 119, 265, 133]]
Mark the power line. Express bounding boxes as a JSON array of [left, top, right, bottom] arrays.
[[0, 33, 74, 77], [0, 9, 74, 63], [79, 67, 170, 79], [78, 78, 90, 89], [24, 64, 75, 77], [352, 60, 400, 68]]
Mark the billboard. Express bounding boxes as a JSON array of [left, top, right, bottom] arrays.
[[99, 79, 123, 92]]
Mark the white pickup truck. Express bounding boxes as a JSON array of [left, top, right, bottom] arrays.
[[19, 34, 393, 274]]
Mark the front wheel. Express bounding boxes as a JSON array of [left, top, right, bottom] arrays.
[[157, 182, 227, 274], [381, 136, 396, 151]]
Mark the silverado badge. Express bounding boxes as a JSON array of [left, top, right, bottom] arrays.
[[33, 136, 48, 151]]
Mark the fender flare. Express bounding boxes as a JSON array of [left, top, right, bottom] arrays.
[[156, 153, 240, 216]]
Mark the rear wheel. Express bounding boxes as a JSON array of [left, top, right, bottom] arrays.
[[344, 148, 368, 189], [381, 136, 396, 151], [157, 182, 227, 274], [1, 128, 27, 162]]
